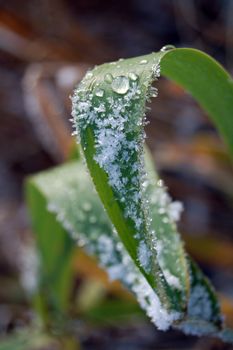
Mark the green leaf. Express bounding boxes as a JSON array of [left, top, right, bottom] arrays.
[[71, 51, 190, 327], [84, 299, 144, 325], [160, 48, 233, 155], [25, 179, 75, 326]]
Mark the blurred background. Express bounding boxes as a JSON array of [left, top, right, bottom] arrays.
[[0, 0, 233, 349]]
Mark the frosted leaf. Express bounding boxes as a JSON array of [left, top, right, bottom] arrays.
[[176, 258, 223, 337], [188, 285, 213, 319], [33, 160, 182, 331], [32, 156, 226, 337], [71, 51, 190, 318]]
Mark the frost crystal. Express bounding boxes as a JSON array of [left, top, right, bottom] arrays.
[[188, 285, 213, 320], [167, 201, 183, 222], [163, 269, 182, 290], [138, 241, 152, 272]]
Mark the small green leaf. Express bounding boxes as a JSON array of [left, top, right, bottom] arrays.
[[161, 48, 233, 155]]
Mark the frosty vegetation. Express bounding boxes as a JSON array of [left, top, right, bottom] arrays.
[[35, 162, 180, 330], [27, 47, 233, 343], [69, 50, 224, 334]]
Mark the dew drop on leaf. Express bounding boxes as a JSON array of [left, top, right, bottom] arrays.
[[111, 76, 130, 94], [104, 73, 113, 83], [129, 72, 138, 81], [140, 59, 148, 65], [95, 89, 104, 97], [160, 45, 176, 52]]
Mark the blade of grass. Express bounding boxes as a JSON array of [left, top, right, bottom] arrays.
[[71, 52, 190, 326], [26, 181, 75, 328], [160, 48, 233, 155]]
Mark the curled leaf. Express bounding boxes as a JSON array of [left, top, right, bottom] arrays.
[[71, 50, 190, 327]]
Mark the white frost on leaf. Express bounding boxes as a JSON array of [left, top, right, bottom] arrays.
[[167, 201, 183, 222], [163, 269, 181, 290], [188, 284, 213, 321], [70, 56, 188, 330], [71, 62, 161, 245], [138, 240, 152, 272], [44, 169, 181, 331]]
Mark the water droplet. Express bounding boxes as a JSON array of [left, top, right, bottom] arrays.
[[104, 73, 113, 83], [129, 72, 138, 81], [140, 59, 147, 65], [95, 88, 104, 97], [160, 45, 176, 52], [111, 76, 129, 94]]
